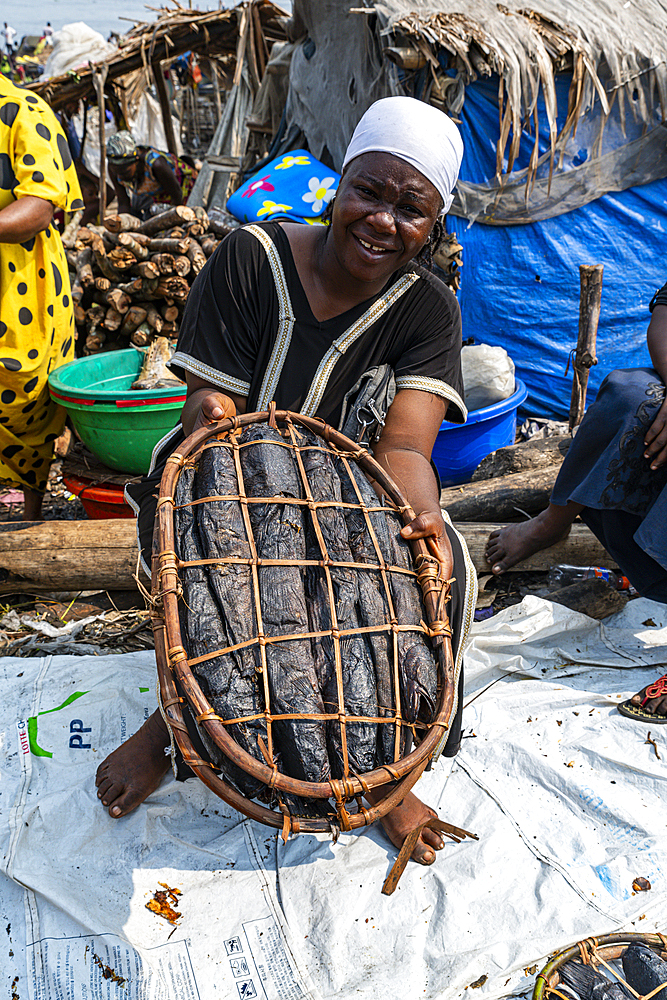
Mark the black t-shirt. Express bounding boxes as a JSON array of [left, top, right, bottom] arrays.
[[127, 221, 466, 534], [170, 221, 466, 427]]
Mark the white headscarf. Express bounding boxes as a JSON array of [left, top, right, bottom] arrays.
[[342, 96, 463, 215]]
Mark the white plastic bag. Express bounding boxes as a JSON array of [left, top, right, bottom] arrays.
[[461, 343, 515, 411], [43, 23, 116, 80]]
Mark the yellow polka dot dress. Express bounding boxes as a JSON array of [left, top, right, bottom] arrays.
[[0, 74, 83, 493]]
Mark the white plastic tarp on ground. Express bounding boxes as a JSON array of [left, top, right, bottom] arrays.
[[1, 597, 666, 999]]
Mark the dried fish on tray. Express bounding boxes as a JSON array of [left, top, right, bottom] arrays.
[[153, 407, 465, 838]]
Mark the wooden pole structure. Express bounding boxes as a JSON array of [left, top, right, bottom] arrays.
[[569, 264, 603, 430], [92, 66, 109, 222], [152, 59, 178, 155]]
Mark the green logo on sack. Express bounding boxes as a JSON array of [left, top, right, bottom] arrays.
[[27, 691, 89, 757]]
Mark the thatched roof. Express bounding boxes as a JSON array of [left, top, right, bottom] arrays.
[[30, 1, 289, 112], [377, 0, 667, 188]]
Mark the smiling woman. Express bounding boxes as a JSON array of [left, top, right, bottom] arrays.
[[100, 96, 475, 870]]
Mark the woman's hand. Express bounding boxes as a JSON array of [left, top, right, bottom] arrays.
[[192, 391, 237, 433], [401, 509, 454, 581], [644, 396, 667, 470], [181, 373, 247, 436]]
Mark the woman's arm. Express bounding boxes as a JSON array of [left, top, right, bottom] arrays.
[[0, 195, 53, 243], [181, 371, 247, 436], [372, 388, 453, 579], [152, 157, 185, 205], [108, 165, 132, 215], [644, 303, 667, 469]]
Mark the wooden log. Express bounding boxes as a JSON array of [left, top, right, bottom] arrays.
[[185, 221, 206, 239], [441, 467, 557, 521], [0, 520, 609, 595], [94, 276, 112, 292], [71, 247, 94, 303], [104, 213, 142, 234], [148, 237, 192, 255], [173, 255, 191, 278], [108, 248, 137, 270], [472, 435, 572, 481], [137, 205, 195, 237], [91, 235, 123, 282], [449, 523, 617, 574], [151, 252, 176, 275], [119, 306, 148, 338], [0, 520, 141, 593], [186, 240, 206, 276], [193, 206, 208, 226], [145, 305, 163, 333], [135, 260, 160, 280], [548, 578, 627, 620], [103, 307, 123, 331], [154, 276, 189, 300], [105, 288, 131, 314], [73, 303, 86, 326], [117, 232, 150, 260], [161, 303, 179, 323], [131, 322, 152, 347], [570, 264, 603, 430], [201, 236, 220, 256]]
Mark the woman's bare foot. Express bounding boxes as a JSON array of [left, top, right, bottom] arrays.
[[368, 788, 443, 865], [485, 501, 584, 575], [96, 709, 171, 817]]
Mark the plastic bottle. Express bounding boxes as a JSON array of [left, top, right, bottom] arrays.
[[546, 564, 635, 591]]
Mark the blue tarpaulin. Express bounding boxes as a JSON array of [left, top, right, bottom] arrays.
[[449, 76, 664, 419]]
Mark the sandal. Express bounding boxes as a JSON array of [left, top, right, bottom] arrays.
[[617, 674, 667, 723]]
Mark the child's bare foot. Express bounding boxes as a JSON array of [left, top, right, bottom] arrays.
[[485, 502, 584, 575], [96, 709, 171, 818], [368, 789, 444, 865]]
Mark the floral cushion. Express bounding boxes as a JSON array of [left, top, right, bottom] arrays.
[[226, 150, 340, 225]]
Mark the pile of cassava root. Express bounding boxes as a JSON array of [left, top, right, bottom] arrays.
[[65, 205, 239, 355]]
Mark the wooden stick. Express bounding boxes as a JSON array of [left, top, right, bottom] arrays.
[[569, 264, 603, 430], [117, 232, 149, 259], [152, 59, 178, 156], [92, 66, 109, 223]]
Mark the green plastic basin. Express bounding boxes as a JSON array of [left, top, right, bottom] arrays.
[[48, 349, 186, 474]]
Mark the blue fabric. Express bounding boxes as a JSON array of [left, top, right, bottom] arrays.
[[550, 367, 667, 596], [227, 149, 340, 225], [450, 75, 662, 418]]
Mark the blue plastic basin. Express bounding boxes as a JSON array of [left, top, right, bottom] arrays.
[[432, 379, 528, 487]]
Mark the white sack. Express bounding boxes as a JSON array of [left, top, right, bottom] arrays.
[[461, 344, 515, 411], [131, 91, 184, 156], [43, 23, 117, 80]]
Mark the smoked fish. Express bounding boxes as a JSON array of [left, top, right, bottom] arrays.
[[301, 432, 378, 777]]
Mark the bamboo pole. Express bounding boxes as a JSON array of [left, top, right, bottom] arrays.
[[569, 264, 603, 430]]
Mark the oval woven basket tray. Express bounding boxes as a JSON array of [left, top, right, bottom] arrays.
[[152, 407, 460, 836], [534, 932, 667, 1000]]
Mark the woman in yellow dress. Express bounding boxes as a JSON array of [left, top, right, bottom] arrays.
[[0, 73, 83, 519]]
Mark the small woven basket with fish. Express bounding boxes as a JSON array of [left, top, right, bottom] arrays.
[[152, 405, 474, 881], [534, 932, 667, 1000]]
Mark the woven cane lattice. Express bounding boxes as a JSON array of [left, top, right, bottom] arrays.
[[534, 934, 667, 1000], [153, 407, 458, 835]]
